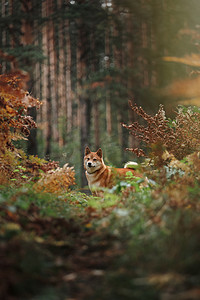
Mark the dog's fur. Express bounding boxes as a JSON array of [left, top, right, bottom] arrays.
[[84, 146, 141, 196]]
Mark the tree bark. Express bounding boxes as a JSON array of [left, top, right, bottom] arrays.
[[49, 0, 58, 143], [66, 19, 73, 134], [41, 0, 48, 152], [45, 97, 52, 158], [57, 0, 66, 146], [45, 0, 53, 157], [105, 27, 112, 136], [77, 13, 91, 187], [79, 96, 91, 187], [21, 0, 38, 155], [127, 12, 137, 149], [94, 100, 100, 149]]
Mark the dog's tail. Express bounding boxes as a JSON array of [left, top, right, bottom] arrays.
[[124, 161, 138, 169]]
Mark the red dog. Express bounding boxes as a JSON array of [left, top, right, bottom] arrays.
[[84, 146, 141, 196]]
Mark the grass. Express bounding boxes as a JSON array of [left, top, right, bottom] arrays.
[[0, 175, 200, 300]]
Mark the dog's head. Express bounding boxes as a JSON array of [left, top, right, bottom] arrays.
[[84, 146, 103, 173]]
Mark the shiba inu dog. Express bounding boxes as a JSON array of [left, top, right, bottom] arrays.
[[84, 146, 141, 196]]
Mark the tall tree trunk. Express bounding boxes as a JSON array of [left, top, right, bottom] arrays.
[[106, 97, 112, 136], [76, 27, 81, 130], [45, 96, 52, 158], [49, 0, 58, 143], [117, 110, 123, 147], [45, 0, 53, 157], [94, 100, 100, 149], [77, 14, 91, 187], [126, 12, 138, 149], [21, 0, 38, 155], [105, 27, 112, 136], [66, 19, 73, 134], [150, 0, 158, 87], [1, 0, 6, 73], [113, 3, 123, 150], [79, 96, 91, 187], [141, 0, 149, 87], [91, 30, 100, 149], [57, 0, 66, 146], [41, 0, 49, 153], [33, 1, 42, 148]]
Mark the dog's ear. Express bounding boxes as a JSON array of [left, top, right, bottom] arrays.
[[96, 148, 103, 158], [85, 146, 91, 156]]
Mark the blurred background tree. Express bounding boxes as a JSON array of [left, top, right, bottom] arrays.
[[1, 0, 200, 186]]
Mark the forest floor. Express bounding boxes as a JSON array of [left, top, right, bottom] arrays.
[[0, 182, 200, 300]]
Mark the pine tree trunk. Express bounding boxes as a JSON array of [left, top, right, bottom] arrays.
[[91, 29, 100, 149], [45, 0, 53, 157], [105, 28, 112, 136], [77, 16, 91, 187], [94, 100, 100, 149], [127, 12, 137, 149], [76, 30, 81, 129], [57, 1, 66, 146], [33, 2, 42, 133], [66, 19, 73, 134], [45, 96, 52, 158], [41, 0, 48, 152], [141, 0, 149, 87], [150, 1, 158, 87], [49, 0, 58, 143], [21, 0, 38, 155], [113, 3, 123, 147], [106, 98, 112, 136], [117, 110, 123, 147], [80, 96, 90, 187], [1, 0, 6, 73]]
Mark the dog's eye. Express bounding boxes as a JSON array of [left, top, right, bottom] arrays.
[[93, 158, 97, 161], [87, 158, 90, 160]]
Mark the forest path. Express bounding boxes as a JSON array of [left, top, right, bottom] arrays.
[[0, 188, 199, 300]]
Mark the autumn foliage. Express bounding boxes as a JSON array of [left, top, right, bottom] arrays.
[[122, 101, 200, 163], [0, 71, 39, 151], [34, 164, 75, 193], [120, 101, 200, 214], [0, 72, 75, 190]]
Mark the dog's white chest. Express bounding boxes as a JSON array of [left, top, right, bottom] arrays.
[[86, 172, 101, 189]]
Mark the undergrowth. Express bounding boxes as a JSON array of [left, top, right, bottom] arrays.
[[1, 151, 199, 299], [122, 101, 200, 163], [0, 78, 200, 300], [0, 72, 75, 190]]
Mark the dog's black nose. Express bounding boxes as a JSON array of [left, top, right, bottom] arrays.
[[88, 162, 92, 167]]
